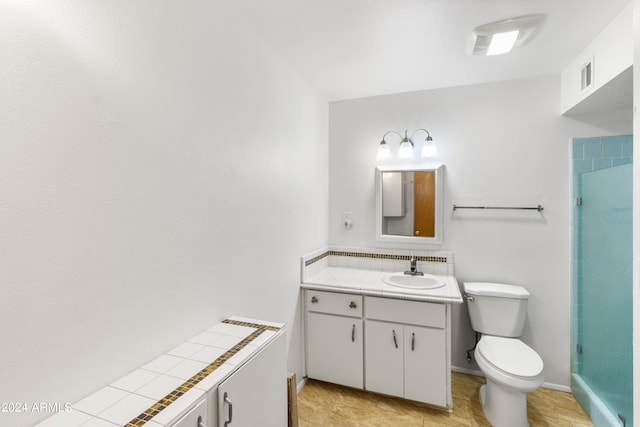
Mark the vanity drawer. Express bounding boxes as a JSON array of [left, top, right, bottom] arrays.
[[305, 290, 363, 317], [365, 297, 445, 328]]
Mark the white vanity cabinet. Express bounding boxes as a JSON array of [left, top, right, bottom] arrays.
[[216, 331, 287, 427], [305, 290, 364, 388], [170, 398, 208, 427], [365, 296, 447, 406], [304, 288, 452, 408]]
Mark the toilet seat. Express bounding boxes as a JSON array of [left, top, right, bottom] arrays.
[[477, 336, 543, 380]]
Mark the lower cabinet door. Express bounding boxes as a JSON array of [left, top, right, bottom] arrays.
[[170, 398, 207, 427], [307, 312, 363, 388], [404, 326, 446, 406], [364, 320, 404, 397], [217, 332, 287, 427]]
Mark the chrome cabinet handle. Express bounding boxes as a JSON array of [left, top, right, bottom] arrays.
[[351, 324, 356, 342], [198, 415, 206, 427], [349, 301, 357, 309], [311, 296, 318, 303], [392, 330, 398, 349], [223, 392, 233, 426], [411, 332, 415, 351]]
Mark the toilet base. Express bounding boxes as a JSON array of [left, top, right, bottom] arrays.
[[479, 381, 530, 427]]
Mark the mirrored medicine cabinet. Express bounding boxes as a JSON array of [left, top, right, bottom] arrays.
[[375, 164, 444, 245]]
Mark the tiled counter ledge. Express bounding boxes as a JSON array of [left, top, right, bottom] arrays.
[[37, 316, 285, 427], [302, 267, 463, 304]]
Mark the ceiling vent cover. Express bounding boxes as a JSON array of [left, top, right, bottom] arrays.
[[470, 14, 545, 56]]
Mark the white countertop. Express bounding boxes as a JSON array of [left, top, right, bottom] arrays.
[[302, 267, 463, 304]]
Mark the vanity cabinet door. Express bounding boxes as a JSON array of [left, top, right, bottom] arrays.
[[306, 312, 363, 388], [364, 321, 447, 406], [404, 326, 447, 406], [170, 398, 207, 427], [364, 320, 404, 397], [217, 332, 287, 427]]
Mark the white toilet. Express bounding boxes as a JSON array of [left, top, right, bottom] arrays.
[[463, 282, 544, 427]]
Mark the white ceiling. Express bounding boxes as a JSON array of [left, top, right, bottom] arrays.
[[231, 0, 631, 101]]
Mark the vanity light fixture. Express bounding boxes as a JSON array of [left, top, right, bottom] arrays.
[[470, 14, 545, 56], [397, 131, 414, 159], [376, 128, 436, 162]]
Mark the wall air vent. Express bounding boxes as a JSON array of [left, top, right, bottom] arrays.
[[580, 58, 594, 93]]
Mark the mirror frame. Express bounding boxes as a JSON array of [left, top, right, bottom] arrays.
[[375, 164, 445, 245]]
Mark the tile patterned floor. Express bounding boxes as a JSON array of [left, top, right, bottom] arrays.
[[297, 372, 593, 427]]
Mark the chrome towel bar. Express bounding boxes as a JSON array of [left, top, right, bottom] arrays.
[[452, 204, 544, 212]]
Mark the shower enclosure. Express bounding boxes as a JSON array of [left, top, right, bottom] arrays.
[[571, 135, 633, 427]]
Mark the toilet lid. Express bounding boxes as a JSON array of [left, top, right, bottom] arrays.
[[477, 336, 543, 378]]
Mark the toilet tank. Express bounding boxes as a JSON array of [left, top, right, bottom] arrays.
[[463, 282, 530, 337]]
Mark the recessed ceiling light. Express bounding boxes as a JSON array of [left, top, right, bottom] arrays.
[[470, 14, 545, 56]]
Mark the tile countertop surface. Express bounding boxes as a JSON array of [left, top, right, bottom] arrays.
[[302, 267, 463, 304], [36, 316, 284, 427]]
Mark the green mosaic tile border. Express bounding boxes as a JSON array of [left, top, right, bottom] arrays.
[[125, 319, 280, 427], [304, 250, 448, 267]]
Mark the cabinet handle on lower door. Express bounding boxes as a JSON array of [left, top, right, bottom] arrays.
[[198, 415, 206, 427], [411, 332, 415, 351], [224, 392, 233, 426], [392, 330, 398, 349], [351, 324, 356, 342], [311, 296, 318, 303]]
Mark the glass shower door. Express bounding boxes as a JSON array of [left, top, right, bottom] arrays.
[[577, 163, 633, 425]]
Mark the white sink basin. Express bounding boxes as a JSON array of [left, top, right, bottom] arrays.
[[382, 273, 446, 290]]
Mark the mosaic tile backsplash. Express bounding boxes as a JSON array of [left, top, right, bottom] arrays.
[[301, 246, 454, 282]]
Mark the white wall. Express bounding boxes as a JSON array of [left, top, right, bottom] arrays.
[[329, 76, 613, 387], [0, 1, 327, 425]]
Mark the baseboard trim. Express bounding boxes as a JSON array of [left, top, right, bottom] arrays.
[[541, 382, 571, 392], [297, 375, 308, 393], [451, 365, 483, 376], [451, 365, 571, 393]]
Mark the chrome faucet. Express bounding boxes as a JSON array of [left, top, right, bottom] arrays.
[[404, 255, 424, 276]]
